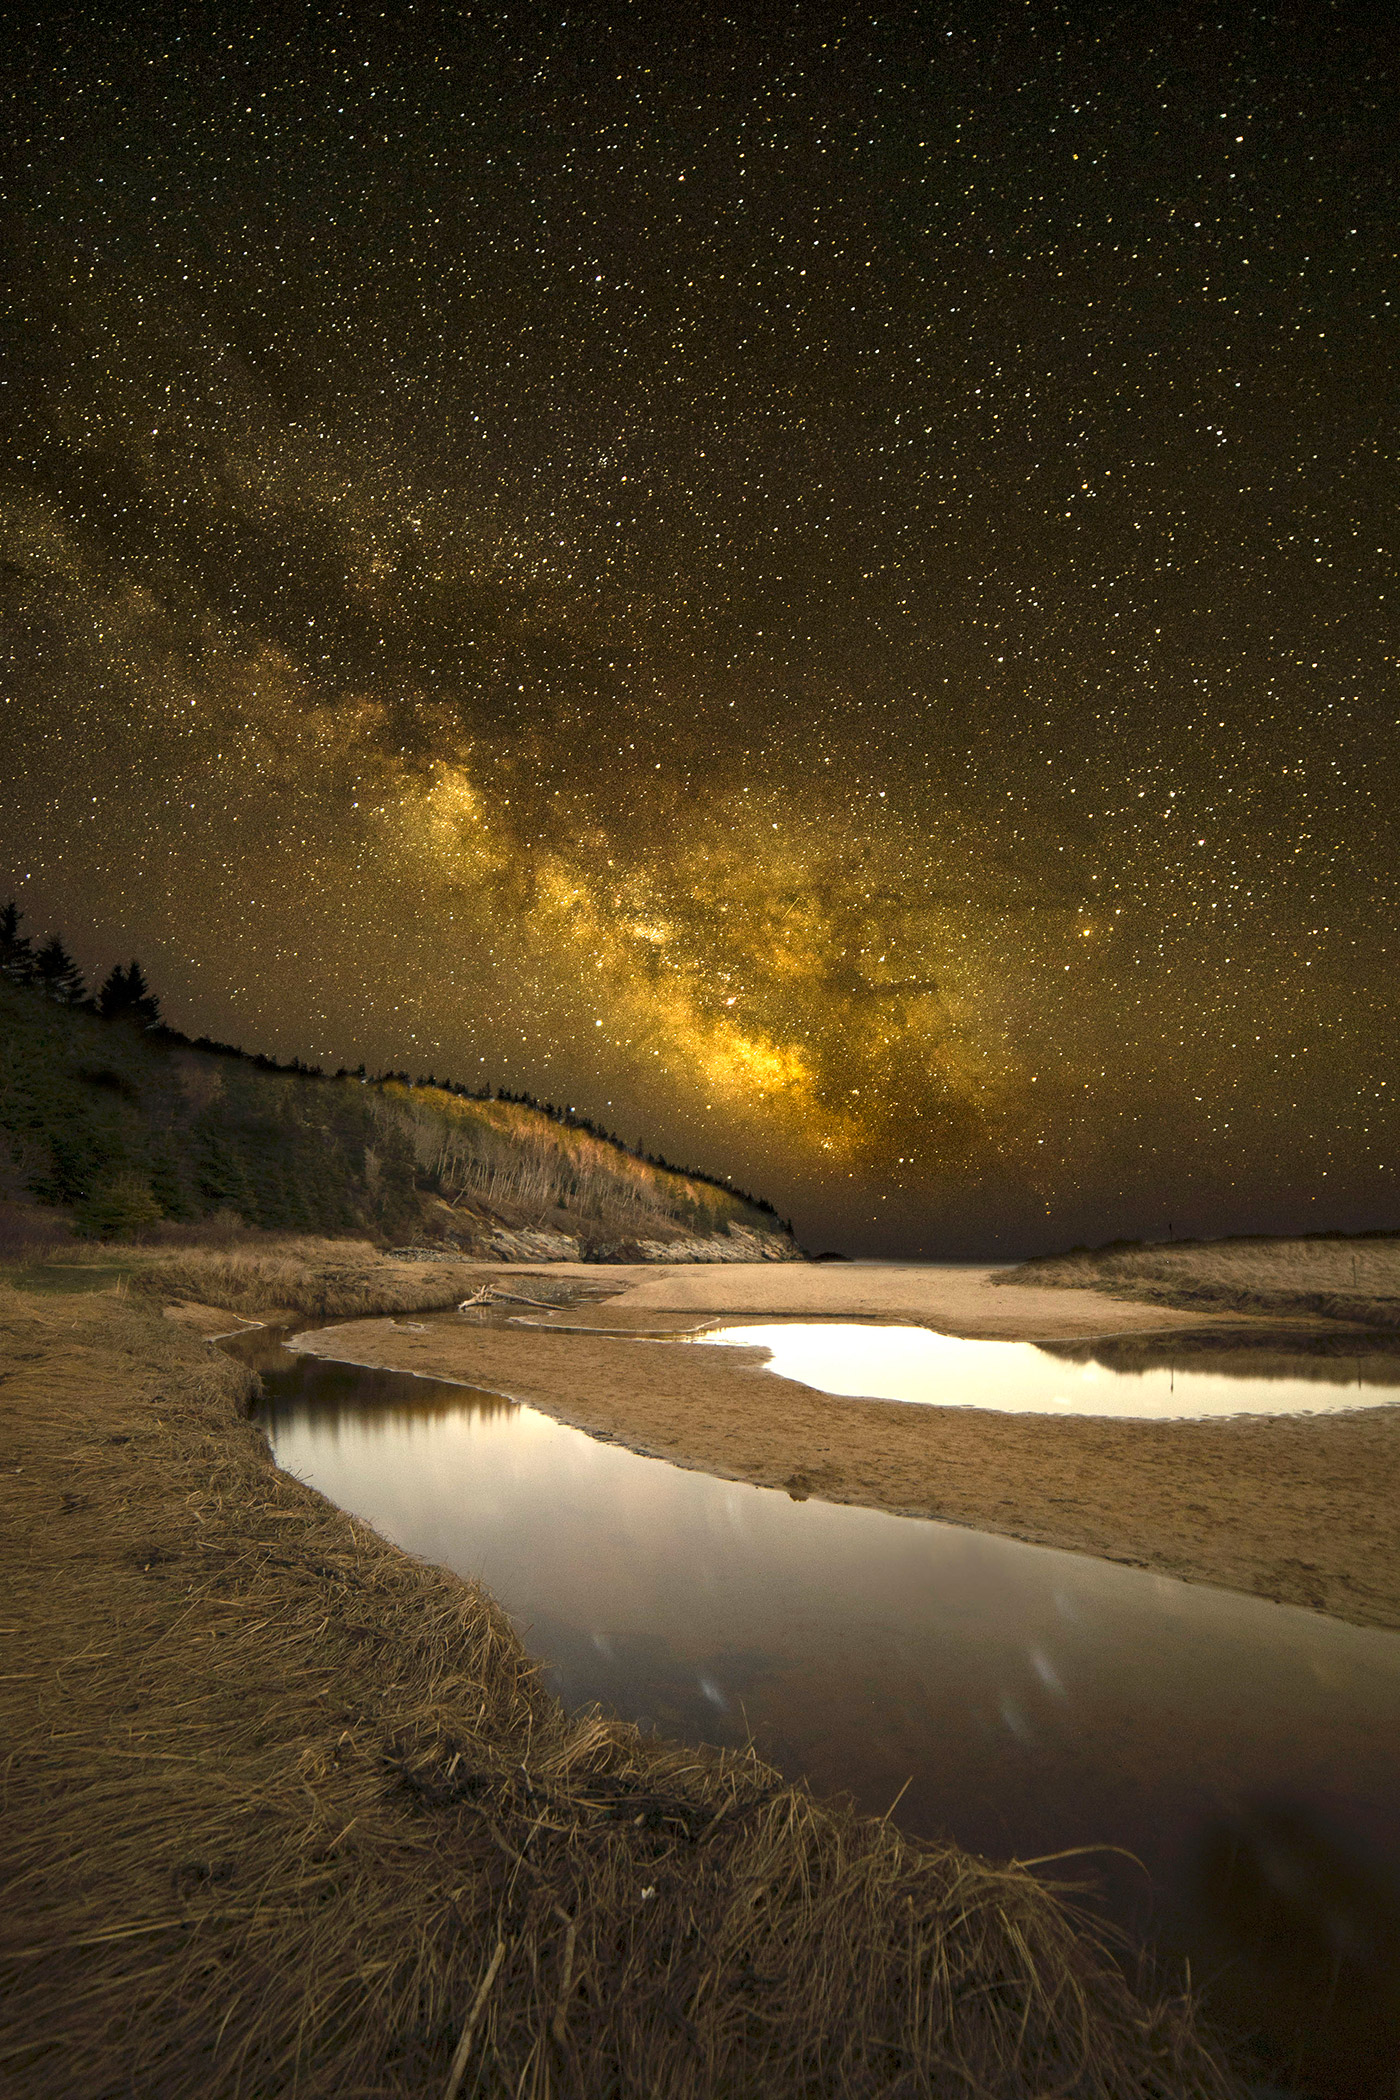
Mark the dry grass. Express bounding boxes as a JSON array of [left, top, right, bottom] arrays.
[[1001, 1232, 1400, 1329], [0, 1284, 1243, 2098], [0, 1195, 74, 1265], [122, 1236, 495, 1320]]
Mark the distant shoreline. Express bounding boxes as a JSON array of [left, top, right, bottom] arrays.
[[998, 1231, 1400, 1330]]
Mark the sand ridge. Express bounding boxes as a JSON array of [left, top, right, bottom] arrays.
[[510, 1259, 1250, 1337], [287, 1263, 1400, 1633]]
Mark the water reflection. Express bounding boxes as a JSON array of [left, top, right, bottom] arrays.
[[1194, 1805, 1400, 2100], [246, 1336, 1400, 2095], [691, 1322, 1400, 1418], [1043, 1326, 1400, 1387]]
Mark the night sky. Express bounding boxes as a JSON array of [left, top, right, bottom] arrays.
[[2, 3, 1395, 1255]]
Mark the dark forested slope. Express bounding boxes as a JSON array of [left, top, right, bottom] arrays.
[[0, 976, 797, 1260]]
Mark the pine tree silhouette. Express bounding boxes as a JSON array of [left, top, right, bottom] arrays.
[[98, 959, 162, 1029], [34, 934, 87, 1006], [0, 901, 35, 985], [97, 963, 129, 1017]]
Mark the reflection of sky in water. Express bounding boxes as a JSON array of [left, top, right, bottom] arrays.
[[254, 1338, 1400, 2084], [261, 1351, 1400, 1875], [690, 1322, 1400, 1417]]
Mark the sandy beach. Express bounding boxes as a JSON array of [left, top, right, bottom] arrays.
[[288, 1262, 1400, 1631]]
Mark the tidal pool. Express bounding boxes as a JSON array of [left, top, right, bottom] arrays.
[[690, 1320, 1400, 1418], [240, 1326, 1400, 2094]]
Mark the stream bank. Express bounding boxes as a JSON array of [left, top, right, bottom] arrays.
[[286, 1259, 1400, 1632], [0, 1281, 1242, 2099]]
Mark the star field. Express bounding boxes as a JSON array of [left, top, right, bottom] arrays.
[[1, 2, 1395, 1252]]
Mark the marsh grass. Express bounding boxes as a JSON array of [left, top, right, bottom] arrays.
[[122, 1235, 494, 1319], [0, 1285, 1242, 2097], [1002, 1232, 1400, 1329]]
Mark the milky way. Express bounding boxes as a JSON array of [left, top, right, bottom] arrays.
[[2, 4, 1395, 1253]]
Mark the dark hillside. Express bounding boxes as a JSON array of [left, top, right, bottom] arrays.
[[0, 982, 421, 1242], [0, 980, 797, 1260]]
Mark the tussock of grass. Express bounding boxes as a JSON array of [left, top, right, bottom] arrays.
[[0, 1286, 1242, 2097], [1001, 1232, 1400, 1330]]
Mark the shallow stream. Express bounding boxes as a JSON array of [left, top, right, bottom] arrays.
[[235, 1320, 1400, 2095]]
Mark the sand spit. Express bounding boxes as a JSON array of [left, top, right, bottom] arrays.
[[0, 1281, 1239, 2099], [291, 1262, 1400, 1632]]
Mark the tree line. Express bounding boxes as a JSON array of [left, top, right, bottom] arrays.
[[1, 904, 161, 1026], [0, 903, 784, 1224]]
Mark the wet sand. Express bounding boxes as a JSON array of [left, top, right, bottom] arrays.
[[287, 1262, 1400, 1632]]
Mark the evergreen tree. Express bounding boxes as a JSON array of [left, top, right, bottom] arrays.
[[97, 962, 128, 1018], [0, 901, 35, 985], [34, 934, 87, 1006], [98, 959, 161, 1029]]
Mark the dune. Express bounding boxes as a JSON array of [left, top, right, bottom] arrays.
[[998, 1231, 1400, 1330]]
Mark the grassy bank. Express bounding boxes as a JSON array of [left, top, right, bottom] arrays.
[[999, 1232, 1400, 1330], [126, 1235, 499, 1321], [0, 1284, 1241, 2098], [12, 1236, 613, 1325]]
